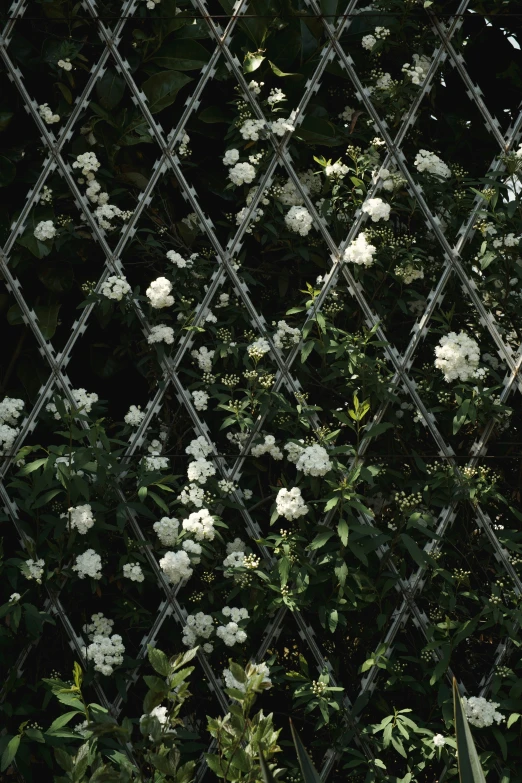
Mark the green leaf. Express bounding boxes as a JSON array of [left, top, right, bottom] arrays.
[[243, 52, 265, 73], [309, 530, 335, 550], [1, 735, 20, 772], [453, 678, 487, 783], [148, 645, 170, 676], [49, 711, 83, 732], [96, 68, 126, 110], [301, 340, 314, 363], [290, 720, 321, 783], [337, 518, 349, 546], [0, 155, 15, 187], [153, 39, 211, 70], [400, 533, 429, 567], [54, 747, 74, 773], [142, 71, 193, 113], [36, 304, 61, 340], [198, 105, 228, 123], [268, 61, 302, 78]]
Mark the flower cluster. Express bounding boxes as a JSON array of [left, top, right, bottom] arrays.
[[46, 388, 98, 418], [216, 606, 249, 646], [34, 220, 56, 241], [414, 149, 451, 179], [251, 434, 283, 460], [65, 504, 95, 535], [101, 276, 131, 301], [146, 277, 174, 309], [344, 232, 376, 266], [285, 206, 313, 236], [362, 197, 391, 222], [285, 441, 332, 476], [124, 405, 145, 427], [73, 549, 102, 579], [123, 563, 145, 582], [434, 332, 481, 382], [276, 487, 309, 520], [182, 508, 215, 541], [182, 612, 214, 651], [461, 696, 504, 728], [147, 325, 175, 345], [86, 633, 125, 675]]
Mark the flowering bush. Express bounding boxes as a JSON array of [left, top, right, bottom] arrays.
[[2, 1, 522, 781]]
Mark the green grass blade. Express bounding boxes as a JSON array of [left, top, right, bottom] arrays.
[[259, 749, 277, 783], [453, 679, 487, 783], [290, 720, 321, 783]]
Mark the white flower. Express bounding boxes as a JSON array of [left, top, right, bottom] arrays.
[[147, 325, 175, 345], [46, 388, 98, 419], [295, 443, 332, 476], [251, 434, 283, 460], [240, 119, 265, 141], [362, 34, 377, 50], [182, 539, 202, 563], [124, 405, 145, 427], [223, 149, 240, 166], [402, 54, 431, 85], [434, 331, 481, 382], [339, 105, 355, 123], [273, 320, 300, 349], [276, 487, 308, 520], [414, 149, 451, 179], [191, 346, 214, 372], [178, 482, 205, 507], [217, 608, 249, 646], [187, 458, 216, 484], [146, 277, 174, 309], [100, 275, 131, 301], [34, 220, 56, 241], [248, 337, 270, 358], [86, 633, 124, 675], [57, 58, 73, 71], [83, 612, 114, 639], [0, 397, 24, 426], [267, 88, 285, 105], [153, 517, 180, 546], [270, 117, 295, 137], [9, 593, 21, 603], [285, 205, 313, 236], [432, 734, 446, 747], [72, 152, 100, 178], [0, 424, 18, 456], [248, 80, 264, 94], [183, 612, 214, 648], [73, 549, 102, 579], [343, 232, 376, 266], [182, 508, 215, 541], [461, 696, 504, 728], [24, 558, 45, 582], [166, 250, 195, 269], [325, 161, 349, 178], [362, 197, 391, 222], [191, 390, 209, 411], [64, 504, 95, 535], [159, 550, 193, 584], [186, 436, 213, 460], [38, 103, 60, 124], [123, 563, 144, 582], [229, 162, 256, 186]]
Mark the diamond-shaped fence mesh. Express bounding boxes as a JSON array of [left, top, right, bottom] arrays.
[[2, 0, 522, 779]]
